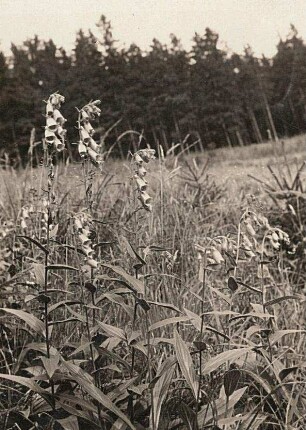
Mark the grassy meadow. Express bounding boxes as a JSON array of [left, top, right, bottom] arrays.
[[0, 125, 305, 430]]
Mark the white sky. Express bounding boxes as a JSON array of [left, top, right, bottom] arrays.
[[1, 0, 306, 57]]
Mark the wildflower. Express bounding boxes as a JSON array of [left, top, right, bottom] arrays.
[[132, 148, 155, 212], [78, 101, 103, 168], [44, 92, 66, 152], [74, 211, 98, 268]]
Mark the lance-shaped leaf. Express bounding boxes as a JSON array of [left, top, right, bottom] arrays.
[[61, 359, 135, 429], [47, 264, 78, 272], [41, 353, 60, 379], [17, 235, 48, 254], [202, 348, 252, 375], [0, 308, 46, 337], [101, 264, 144, 294], [151, 357, 175, 429], [0, 373, 42, 392], [174, 329, 198, 399], [97, 321, 126, 341], [33, 263, 45, 287]]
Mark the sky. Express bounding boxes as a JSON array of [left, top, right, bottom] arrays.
[[1, 0, 306, 58]]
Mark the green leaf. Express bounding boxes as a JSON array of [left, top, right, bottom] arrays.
[[269, 329, 305, 346], [119, 236, 146, 267], [33, 263, 45, 287], [41, 353, 60, 379], [0, 373, 47, 394], [224, 369, 241, 397], [149, 316, 189, 331], [0, 308, 45, 337], [184, 308, 230, 341], [56, 415, 79, 430], [228, 276, 239, 292], [17, 235, 48, 254], [174, 329, 198, 399], [48, 300, 82, 314], [49, 224, 59, 239], [197, 386, 248, 425], [47, 264, 78, 272], [147, 300, 182, 314], [61, 359, 136, 429], [100, 264, 144, 294], [264, 295, 299, 307], [97, 321, 126, 341], [202, 348, 252, 375], [150, 358, 175, 429], [278, 366, 299, 381]]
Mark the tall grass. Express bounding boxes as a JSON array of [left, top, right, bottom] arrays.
[[0, 97, 305, 430]]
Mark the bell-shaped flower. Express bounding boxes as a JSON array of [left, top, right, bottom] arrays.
[[87, 258, 98, 268], [80, 127, 91, 144], [84, 122, 94, 135], [75, 217, 83, 230], [88, 138, 100, 152], [87, 147, 102, 163], [134, 153, 143, 164], [138, 149, 155, 163], [210, 247, 224, 264], [78, 142, 87, 158], [45, 128, 56, 143], [79, 233, 91, 247], [139, 191, 152, 211], [46, 117, 58, 132], [138, 166, 147, 177], [53, 109, 66, 126], [81, 110, 90, 122], [82, 246, 95, 258], [54, 137, 65, 152], [57, 126, 67, 138], [50, 93, 65, 107], [134, 174, 148, 191], [46, 102, 54, 116]]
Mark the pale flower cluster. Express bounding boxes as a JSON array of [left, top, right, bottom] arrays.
[[74, 211, 98, 269], [44, 92, 66, 152], [78, 100, 103, 167], [133, 148, 155, 212]]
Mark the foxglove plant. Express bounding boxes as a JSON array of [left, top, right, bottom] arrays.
[[132, 148, 155, 212], [77, 100, 103, 168], [44, 92, 67, 152]]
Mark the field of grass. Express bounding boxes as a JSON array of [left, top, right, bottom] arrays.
[[0, 102, 305, 430]]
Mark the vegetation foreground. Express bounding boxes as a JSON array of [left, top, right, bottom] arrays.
[[0, 95, 305, 430]]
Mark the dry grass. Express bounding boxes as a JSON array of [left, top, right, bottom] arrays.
[[0, 130, 305, 430]]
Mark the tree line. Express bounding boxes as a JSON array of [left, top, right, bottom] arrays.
[[0, 16, 306, 163]]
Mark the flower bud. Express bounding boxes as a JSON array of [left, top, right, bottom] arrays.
[[211, 248, 224, 264], [245, 222, 256, 237]]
